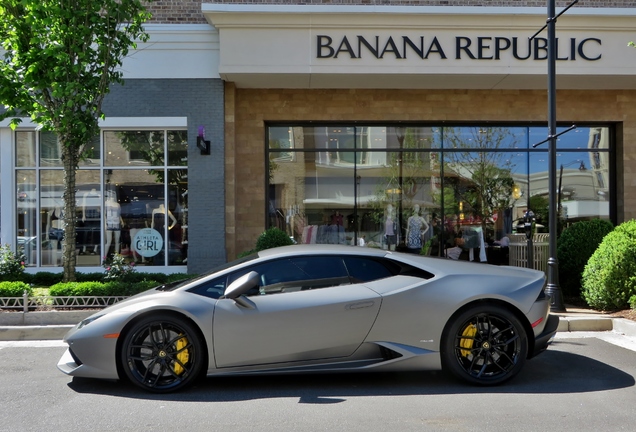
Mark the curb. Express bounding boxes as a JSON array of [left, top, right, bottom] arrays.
[[1, 312, 634, 341]]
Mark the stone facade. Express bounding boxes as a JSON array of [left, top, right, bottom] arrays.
[[103, 79, 226, 273], [145, 1, 636, 24], [139, 1, 636, 261], [225, 87, 635, 259]]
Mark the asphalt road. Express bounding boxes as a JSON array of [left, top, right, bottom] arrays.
[[1, 335, 635, 432]]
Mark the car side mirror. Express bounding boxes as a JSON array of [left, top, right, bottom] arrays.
[[222, 271, 260, 301]]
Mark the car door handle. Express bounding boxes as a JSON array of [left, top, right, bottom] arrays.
[[345, 301, 375, 310]]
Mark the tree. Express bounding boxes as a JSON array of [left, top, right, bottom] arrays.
[[0, 0, 152, 281]]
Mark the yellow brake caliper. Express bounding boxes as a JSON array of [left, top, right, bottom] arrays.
[[173, 335, 190, 375], [460, 324, 477, 357]]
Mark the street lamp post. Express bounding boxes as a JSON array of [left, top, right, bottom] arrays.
[[545, 0, 566, 311], [530, 0, 579, 311]]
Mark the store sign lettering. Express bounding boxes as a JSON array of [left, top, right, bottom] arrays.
[[316, 35, 601, 61], [133, 228, 163, 258]]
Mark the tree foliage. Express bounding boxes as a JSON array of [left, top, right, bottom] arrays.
[[0, 0, 152, 281]]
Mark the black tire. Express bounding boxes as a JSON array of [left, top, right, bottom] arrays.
[[120, 314, 204, 393], [440, 304, 528, 385]]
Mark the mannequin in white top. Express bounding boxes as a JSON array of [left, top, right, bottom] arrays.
[[104, 193, 124, 256]]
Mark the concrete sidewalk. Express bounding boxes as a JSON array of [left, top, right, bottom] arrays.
[[1, 306, 636, 341]]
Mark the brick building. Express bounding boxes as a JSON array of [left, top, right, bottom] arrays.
[[1, 1, 634, 273]]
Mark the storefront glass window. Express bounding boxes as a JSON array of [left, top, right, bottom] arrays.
[[15, 132, 36, 168], [167, 131, 188, 166], [16, 170, 36, 265], [40, 170, 65, 267], [105, 130, 165, 166], [442, 126, 527, 149], [267, 124, 613, 254], [40, 130, 63, 167], [14, 128, 187, 268]]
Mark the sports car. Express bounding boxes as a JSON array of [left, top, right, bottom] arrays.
[[57, 244, 559, 393]]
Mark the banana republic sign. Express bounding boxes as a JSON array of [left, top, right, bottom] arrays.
[[316, 35, 601, 61]]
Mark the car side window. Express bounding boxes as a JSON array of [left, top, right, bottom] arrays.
[[343, 256, 395, 283], [248, 256, 350, 295], [190, 256, 353, 299], [188, 275, 228, 299]]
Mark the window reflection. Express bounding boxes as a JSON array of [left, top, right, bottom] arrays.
[[15, 132, 36, 168], [16, 170, 37, 265], [40, 131, 63, 167], [15, 128, 187, 268], [104, 130, 165, 166], [40, 170, 64, 267], [267, 125, 612, 258]]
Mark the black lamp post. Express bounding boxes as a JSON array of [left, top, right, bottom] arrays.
[[530, 0, 579, 311]]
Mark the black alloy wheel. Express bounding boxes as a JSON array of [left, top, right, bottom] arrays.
[[120, 314, 204, 393], [441, 304, 528, 385]]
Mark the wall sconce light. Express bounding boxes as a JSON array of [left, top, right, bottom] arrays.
[[197, 126, 211, 155]]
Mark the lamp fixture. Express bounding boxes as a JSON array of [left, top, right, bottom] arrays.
[[197, 126, 211, 155]]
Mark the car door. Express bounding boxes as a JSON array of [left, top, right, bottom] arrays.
[[213, 256, 382, 368]]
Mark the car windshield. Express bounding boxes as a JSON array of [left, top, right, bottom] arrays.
[[156, 253, 260, 291]]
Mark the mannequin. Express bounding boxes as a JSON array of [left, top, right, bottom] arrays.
[[104, 192, 123, 256], [151, 204, 177, 233], [384, 204, 397, 250], [46, 207, 64, 250], [406, 204, 430, 252]]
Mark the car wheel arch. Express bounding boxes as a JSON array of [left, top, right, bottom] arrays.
[[442, 299, 535, 360], [115, 310, 209, 382]]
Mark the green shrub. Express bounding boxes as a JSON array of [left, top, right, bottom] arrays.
[[582, 220, 636, 310], [0, 281, 33, 297], [630, 295, 636, 310], [49, 282, 107, 297], [557, 219, 614, 298], [0, 244, 26, 280], [102, 253, 136, 280], [103, 280, 159, 296], [255, 227, 294, 251], [31, 272, 63, 287], [76, 272, 106, 283], [49, 280, 161, 297]]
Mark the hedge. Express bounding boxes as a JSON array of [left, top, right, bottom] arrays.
[[581, 220, 636, 310]]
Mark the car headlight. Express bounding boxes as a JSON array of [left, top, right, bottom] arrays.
[[77, 314, 104, 329]]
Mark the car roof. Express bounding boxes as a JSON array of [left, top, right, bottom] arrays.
[[257, 244, 389, 259]]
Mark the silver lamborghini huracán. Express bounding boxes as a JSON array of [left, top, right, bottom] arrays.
[[57, 245, 559, 393]]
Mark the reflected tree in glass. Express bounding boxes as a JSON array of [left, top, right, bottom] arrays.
[[368, 128, 432, 233], [441, 127, 519, 233]]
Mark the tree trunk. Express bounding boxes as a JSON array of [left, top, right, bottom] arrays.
[[61, 142, 79, 282]]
